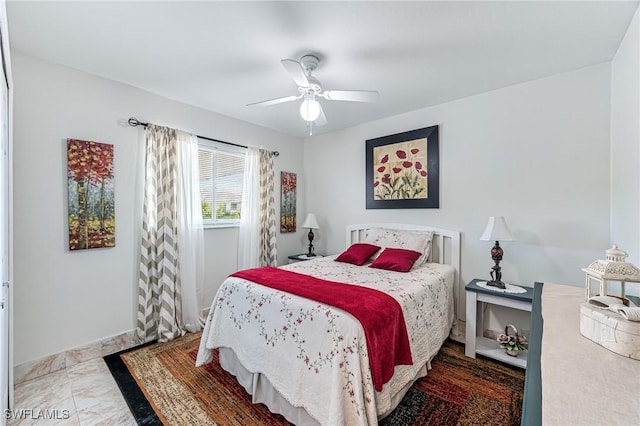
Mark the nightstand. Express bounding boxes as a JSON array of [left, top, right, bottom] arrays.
[[287, 254, 323, 264], [465, 278, 534, 369]]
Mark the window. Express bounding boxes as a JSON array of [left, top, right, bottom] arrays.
[[198, 139, 246, 227]]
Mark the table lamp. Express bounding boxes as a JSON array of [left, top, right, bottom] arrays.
[[480, 216, 514, 289], [302, 213, 319, 256]]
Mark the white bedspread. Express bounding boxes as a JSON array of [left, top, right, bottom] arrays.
[[196, 256, 455, 426]]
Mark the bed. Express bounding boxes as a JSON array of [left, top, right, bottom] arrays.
[[196, 223, 461, 425]]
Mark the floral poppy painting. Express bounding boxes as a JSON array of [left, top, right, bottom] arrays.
[[67, 139, 115, 250], [366, 126, 439, 209], [373, 140, 428, 199]]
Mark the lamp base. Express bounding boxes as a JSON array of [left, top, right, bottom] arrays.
[[488, 243, 506, 289], [486, 280, 507, 290], [307, 229, 315, 257]]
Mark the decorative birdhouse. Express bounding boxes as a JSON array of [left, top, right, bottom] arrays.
[[582, 245, 640, 302]]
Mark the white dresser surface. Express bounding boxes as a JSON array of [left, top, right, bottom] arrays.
[[541, 283, 640, 425]]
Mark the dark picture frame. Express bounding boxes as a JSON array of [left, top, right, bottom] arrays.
[[366, 125, 439, 209]]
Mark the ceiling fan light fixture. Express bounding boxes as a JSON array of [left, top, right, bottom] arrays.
[[300, 97, 321, 122]]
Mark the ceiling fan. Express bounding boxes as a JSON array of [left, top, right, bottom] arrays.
[[247, 54, 379, 134]]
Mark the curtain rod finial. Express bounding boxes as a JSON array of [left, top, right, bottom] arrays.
[[128, 117, 148, 127]]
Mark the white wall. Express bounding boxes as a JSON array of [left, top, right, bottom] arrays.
[[611, 7, 640, 266], [304, 64, 612, 321], [11, 51, 305, 364]]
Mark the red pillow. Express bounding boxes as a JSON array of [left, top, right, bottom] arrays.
[[335, 243, 381, 266], [369, 248, 422, 272]]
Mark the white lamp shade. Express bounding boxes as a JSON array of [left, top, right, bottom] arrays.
[[300, 98, 321, 122], [480, 216, 513, 241], [301, 213, 319, 229]]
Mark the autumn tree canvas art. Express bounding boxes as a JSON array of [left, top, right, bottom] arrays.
[[280, 171, 297, 233], [67, 139, 115, 250]]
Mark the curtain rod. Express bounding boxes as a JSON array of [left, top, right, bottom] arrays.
[[127, 118, 279, 157]]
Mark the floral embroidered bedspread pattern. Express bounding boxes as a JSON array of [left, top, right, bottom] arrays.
[[230, 266, 413, 392], [196, 257, 454, 426]]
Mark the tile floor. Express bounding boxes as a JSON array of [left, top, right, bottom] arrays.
[[9, 358, 134, 425]]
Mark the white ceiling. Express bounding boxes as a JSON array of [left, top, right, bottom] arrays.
[[6, 1, 639, 138]]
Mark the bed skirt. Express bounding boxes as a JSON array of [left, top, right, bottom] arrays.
[[218, 346, 433, 425]]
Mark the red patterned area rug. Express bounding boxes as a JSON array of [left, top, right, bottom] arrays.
[[105, 332, 524, 426]]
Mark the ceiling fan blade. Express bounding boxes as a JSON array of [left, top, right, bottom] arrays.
[[322, 90, 379, 103], [315, 103, 328, 127], [281, 59, 310, 87], [246, 94, 301, 107]]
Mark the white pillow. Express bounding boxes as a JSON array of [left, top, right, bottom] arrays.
[[365, 228, 434, 266]]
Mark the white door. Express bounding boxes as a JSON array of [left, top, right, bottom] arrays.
[[0, 41, 9, 424], [0, 0, 11, 418]]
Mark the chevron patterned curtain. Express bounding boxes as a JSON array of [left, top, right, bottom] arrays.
[[137, 125, 184, 343], [258, 149, 278, 266]]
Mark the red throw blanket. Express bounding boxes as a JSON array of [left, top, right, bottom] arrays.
[[231, 266, 413, 392]]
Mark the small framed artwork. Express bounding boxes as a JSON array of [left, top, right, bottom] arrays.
[[280, 171, 297, 233], [67, 138, 115, 250], [365, 125, 439, 209]]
